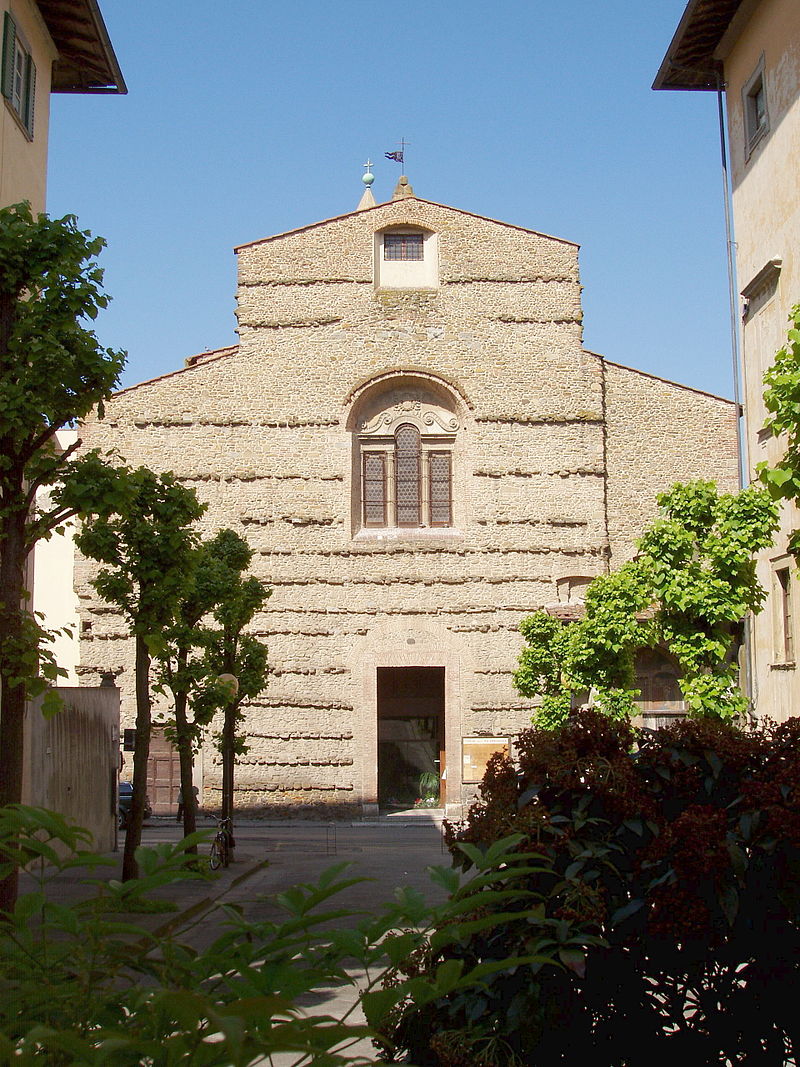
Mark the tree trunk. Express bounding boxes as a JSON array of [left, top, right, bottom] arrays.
[[174, 684, 197, 852], [121, 632, 152, 882], [0, 506, 29, 912], [221, 700, 237, 862]]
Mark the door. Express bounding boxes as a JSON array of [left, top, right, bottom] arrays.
[[377, 666, 445, 809], [147, 727, 181, 814]]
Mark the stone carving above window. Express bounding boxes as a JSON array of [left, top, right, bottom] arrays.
[[358, 394, 458, 437]]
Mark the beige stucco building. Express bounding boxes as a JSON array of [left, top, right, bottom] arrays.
[[1, 0, 124, 213], [656, 0, 800, 721], [77, 181, 738, 817]]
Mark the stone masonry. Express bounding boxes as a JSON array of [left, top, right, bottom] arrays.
[[76, 190, 738, 818]]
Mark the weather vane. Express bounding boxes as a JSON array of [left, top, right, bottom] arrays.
[[385, 138, 409, 168]]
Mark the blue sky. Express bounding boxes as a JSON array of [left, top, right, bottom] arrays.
[[47, 1, 734, 398]]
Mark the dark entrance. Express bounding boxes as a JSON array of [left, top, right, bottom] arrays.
[[377, 666, 444, 810]]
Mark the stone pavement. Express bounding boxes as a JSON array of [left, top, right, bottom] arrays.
[[19, 812, 453, 1063]]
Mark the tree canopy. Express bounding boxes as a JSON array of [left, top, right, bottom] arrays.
[[759, 304, 800, 552], [75, 464, 206, 879], [0, 204, 125, 909], [515, 481, 778, 725]]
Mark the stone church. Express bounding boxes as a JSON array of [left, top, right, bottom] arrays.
[[77, 176, 738, 818]]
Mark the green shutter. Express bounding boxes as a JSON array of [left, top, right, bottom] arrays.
[[23, 54, 35, 136], [1, 12, 16, 102]]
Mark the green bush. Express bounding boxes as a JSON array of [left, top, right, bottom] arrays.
[[379, 710, 800, 1065], [0, 807, 568, 1065]]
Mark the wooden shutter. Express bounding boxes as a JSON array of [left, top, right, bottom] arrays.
[[23, 53, 35, 136], [395, 425, 421, 526], [363, 452, 387, 527], [429, 452, 452, 526], [1, 13, 16, 102]]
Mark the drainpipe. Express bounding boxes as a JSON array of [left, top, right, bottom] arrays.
[[716, 73, 756, 719], [717, 73, 747, 490]]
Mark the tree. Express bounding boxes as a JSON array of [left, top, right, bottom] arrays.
[[192, 544, 270, 848], [515, 481, 779, 725], [74, 465, 206, 880], [156, 529, 269, 847], [0, 203, 125, 909], [758, 304, 800, 550]]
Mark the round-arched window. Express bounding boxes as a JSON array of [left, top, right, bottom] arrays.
[[395, 425, 421, 526], [352, 382, 459, 533]]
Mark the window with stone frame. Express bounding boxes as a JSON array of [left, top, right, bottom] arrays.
[[356, 392, 458, 532], [375, 227, 438, 288], [742, 56, 769, 158]]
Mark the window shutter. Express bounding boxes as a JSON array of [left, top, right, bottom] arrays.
[[429, 452, 452, 526], [1, 13, 16, 102], [395, 425, 421, 526], [363, 452, 387, 527], [23, 54, 35, 136]]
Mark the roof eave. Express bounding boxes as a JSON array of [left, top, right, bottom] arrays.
[[652, 0, 743, 91], [38, 0, 126, 94]]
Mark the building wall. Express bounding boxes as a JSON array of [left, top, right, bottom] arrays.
[[32, 429, 80, 682], [604, 361, 738, 562], [0, 0, 55, 212], [722, 0, 800, 719], [23, 685, 119, 852], [76, 197, 737, 816]]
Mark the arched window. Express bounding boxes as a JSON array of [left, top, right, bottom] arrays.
[[395, 425, 421, 526], [353, 385, 458, 533]]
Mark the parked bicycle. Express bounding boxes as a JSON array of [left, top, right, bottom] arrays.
[[209, 815, 234, 869]]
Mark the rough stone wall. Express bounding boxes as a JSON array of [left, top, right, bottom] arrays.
[[603, 361, 739, 562], [76, 197, 737, 816]]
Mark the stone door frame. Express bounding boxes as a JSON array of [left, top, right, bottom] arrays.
[[354, 623, 463, 818]]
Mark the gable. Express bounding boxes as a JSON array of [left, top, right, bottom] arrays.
[[235, 199, 580, 290]]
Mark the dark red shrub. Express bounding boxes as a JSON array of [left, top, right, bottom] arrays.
[[386, 709, 800, 1065]]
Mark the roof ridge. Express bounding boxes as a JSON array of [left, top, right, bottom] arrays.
[[234, 198, 578, 252]]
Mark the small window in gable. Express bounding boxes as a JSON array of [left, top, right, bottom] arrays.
[[384, 233, 424, 261], [375, 228, 438, 288], [2, 12, 36, 139]]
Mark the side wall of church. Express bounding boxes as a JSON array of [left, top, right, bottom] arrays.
[[603, 361, 739, 562], [76, 198, 738, 815]]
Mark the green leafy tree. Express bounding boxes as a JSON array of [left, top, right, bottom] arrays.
[[74, 465, 206, 881], [192, 545, 270, 840], [0, 203, 125, 909], [515, 481, 778, 725], [156, 529, 269, 846], [758, 304, 800, 552]]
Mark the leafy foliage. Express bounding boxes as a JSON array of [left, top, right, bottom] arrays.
[[384, 709, 800, 1065], [75, 463, 206, 879], [0, 807, 568, 1066], [0, 203, 125, 906], [514, 481, 778, 723], [155, 529, 270, 836], [759, 304, 800, 554]]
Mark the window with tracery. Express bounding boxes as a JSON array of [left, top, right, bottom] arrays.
[[354, 389, 458, 532]]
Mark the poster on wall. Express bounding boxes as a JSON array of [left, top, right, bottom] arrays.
[[462, 737, 510, 784]]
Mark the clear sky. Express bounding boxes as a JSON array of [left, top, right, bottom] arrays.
[[46, 1, 734, 398]]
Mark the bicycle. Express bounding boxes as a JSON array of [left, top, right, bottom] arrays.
[[209, 815, 233, 869]]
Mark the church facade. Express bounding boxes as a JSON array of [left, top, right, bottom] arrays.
[[77, 182, 738, 817]]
